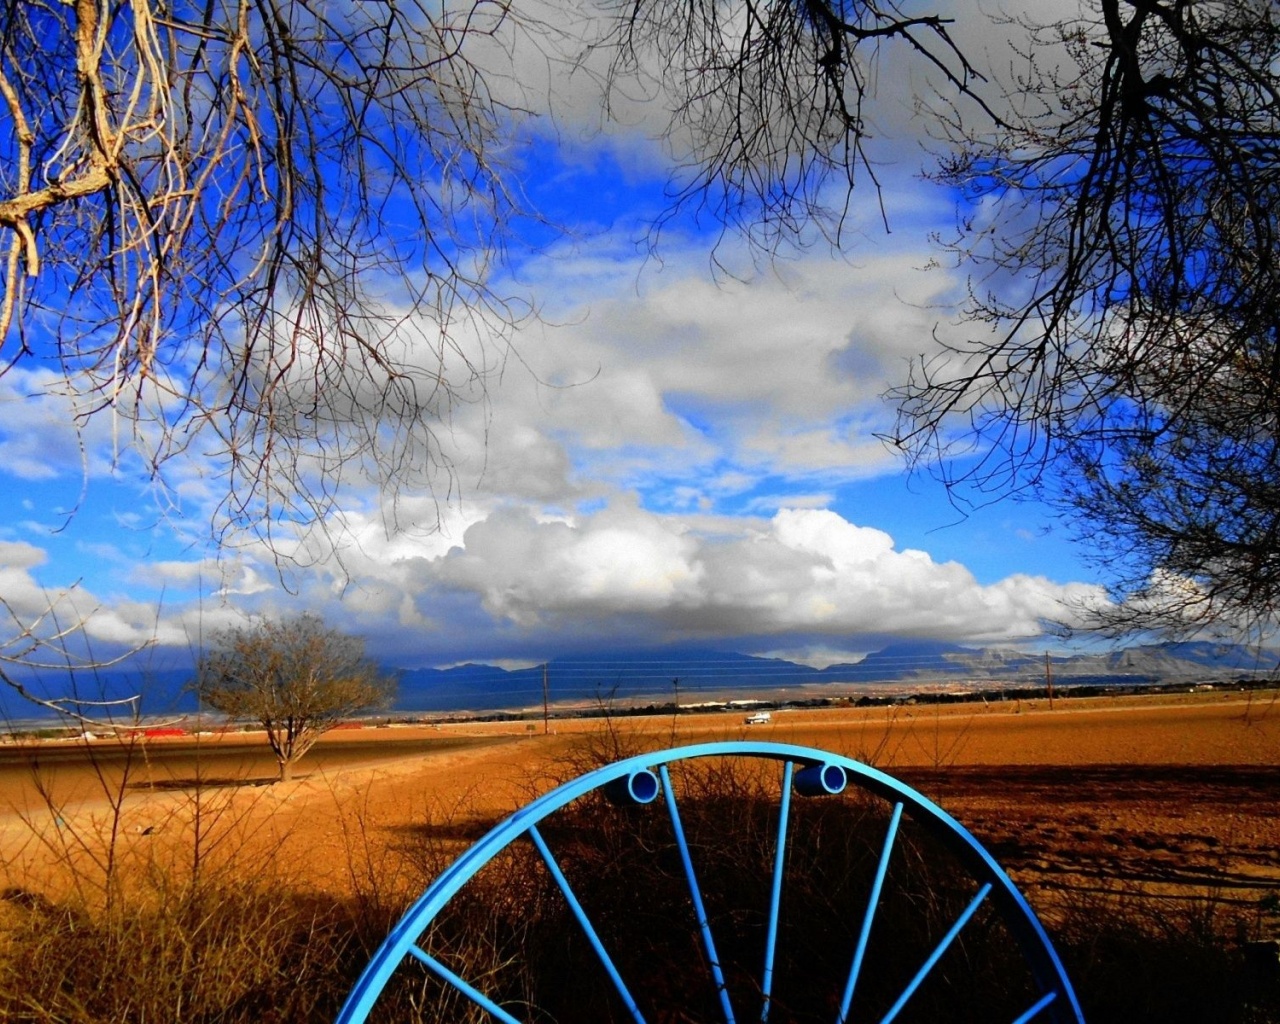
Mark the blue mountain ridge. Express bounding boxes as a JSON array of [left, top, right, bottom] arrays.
[[389, 640, 1280, 712], [1, 640, 1275, 719]]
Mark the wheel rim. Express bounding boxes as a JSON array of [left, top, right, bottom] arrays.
[[338, 741, 1084, 1024]]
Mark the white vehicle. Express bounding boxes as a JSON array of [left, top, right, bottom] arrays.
[[743, 711, 771, 725]]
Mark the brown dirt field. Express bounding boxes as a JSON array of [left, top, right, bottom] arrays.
[[3, 689, 1279, 930]]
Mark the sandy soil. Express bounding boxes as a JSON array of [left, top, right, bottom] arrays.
[[3, 690, 1279, 927]]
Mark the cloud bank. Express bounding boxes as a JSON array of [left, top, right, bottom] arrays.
[[0, 0, 1109, 671]]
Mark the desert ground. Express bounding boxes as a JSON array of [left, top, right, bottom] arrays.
[[3, 687, 1278, 924]]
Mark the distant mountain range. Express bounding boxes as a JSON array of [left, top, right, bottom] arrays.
[[3, 640, 1276, 720], [389, 640, 1280, 713]]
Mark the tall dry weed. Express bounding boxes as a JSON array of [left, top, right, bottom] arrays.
[[0, 721, 1276, 1023], [0, 731, 372, 1022]]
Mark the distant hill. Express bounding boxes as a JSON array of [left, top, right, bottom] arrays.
[[2, 640, 1276, 720], [816, 641, 985, 682], [391, 640, 1280, 713], [0, 666, 198, 724], [394, 649, 825, 711]]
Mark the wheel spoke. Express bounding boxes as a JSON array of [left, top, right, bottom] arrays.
[[761, 760, 794, 1023], [527, 824, 648, 1024], [661, 763, 738, 1024], [1011, 990, 1058, 1024], [879, 881, 994, 1024], [407, 943, 526, 1024], [837, 800, 904, 1024]]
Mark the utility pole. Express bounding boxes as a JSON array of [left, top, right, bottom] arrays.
[[1044, 651, 1055, 710], [542, 663, 550, 735]]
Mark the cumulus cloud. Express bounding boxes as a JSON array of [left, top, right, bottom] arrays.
[[417, 505, 1104, 654], [455, 229, 972, 521], [128, 495, 1105, 668], [0, 0, 1111, 669], [435, 504, 705, 623], [0, 174, 1089, 669], [0, 541, 190, 661], [0, 260, 1106, 663], [0, 540, 46, 572]]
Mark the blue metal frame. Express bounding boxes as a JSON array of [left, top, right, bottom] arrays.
[[336, 741, 1085, 1024]]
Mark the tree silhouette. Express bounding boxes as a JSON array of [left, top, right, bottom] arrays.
[[887, 0, 1280, 637], [0, 0, 545, 553]]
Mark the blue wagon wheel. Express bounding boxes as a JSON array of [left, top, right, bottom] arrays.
[[338, 741, 1083, 1023]]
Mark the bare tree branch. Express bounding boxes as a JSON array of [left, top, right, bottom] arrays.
[[888, 0, 1280, 638], [0, 589, 175, 730], [594, 0, 999, 257], [0, 0, 553, 559]]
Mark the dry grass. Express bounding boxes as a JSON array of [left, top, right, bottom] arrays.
[[0, 732, 416, 1022], [0, 697, 1277, 1021]]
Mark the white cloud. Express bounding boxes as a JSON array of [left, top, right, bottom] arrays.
[[120, 495, 1104, 667], [0, 0, 1112, 670], [0, 540, 47, 572], [0, 200, 1096, 663], [132, 558, 221, 588], [435, 504, 705, 624], [415, 504, 1105, 652], [0, 541, 190, 658], [0, 369, 98, 482], [458, 227, 972, 518]]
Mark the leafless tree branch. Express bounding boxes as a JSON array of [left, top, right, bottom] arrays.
[[594, 0, 999, 257], [0, 0, 554, 559], [888, 0, 1280, 638]]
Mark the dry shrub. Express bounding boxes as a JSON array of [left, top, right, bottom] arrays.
[[1050, 887, 1280, 1024], [0, 880, 353, 1022], [2, 725, 1277, 1023], [0, 735, 384, 1023]]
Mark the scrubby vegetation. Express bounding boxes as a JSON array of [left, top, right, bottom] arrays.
[[0, 730, 1276, 1022]]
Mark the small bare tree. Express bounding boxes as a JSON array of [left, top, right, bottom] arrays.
[[197, 614, 394, 782]]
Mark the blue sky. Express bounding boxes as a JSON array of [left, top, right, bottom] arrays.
[[0, 0, 1114, 674]]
